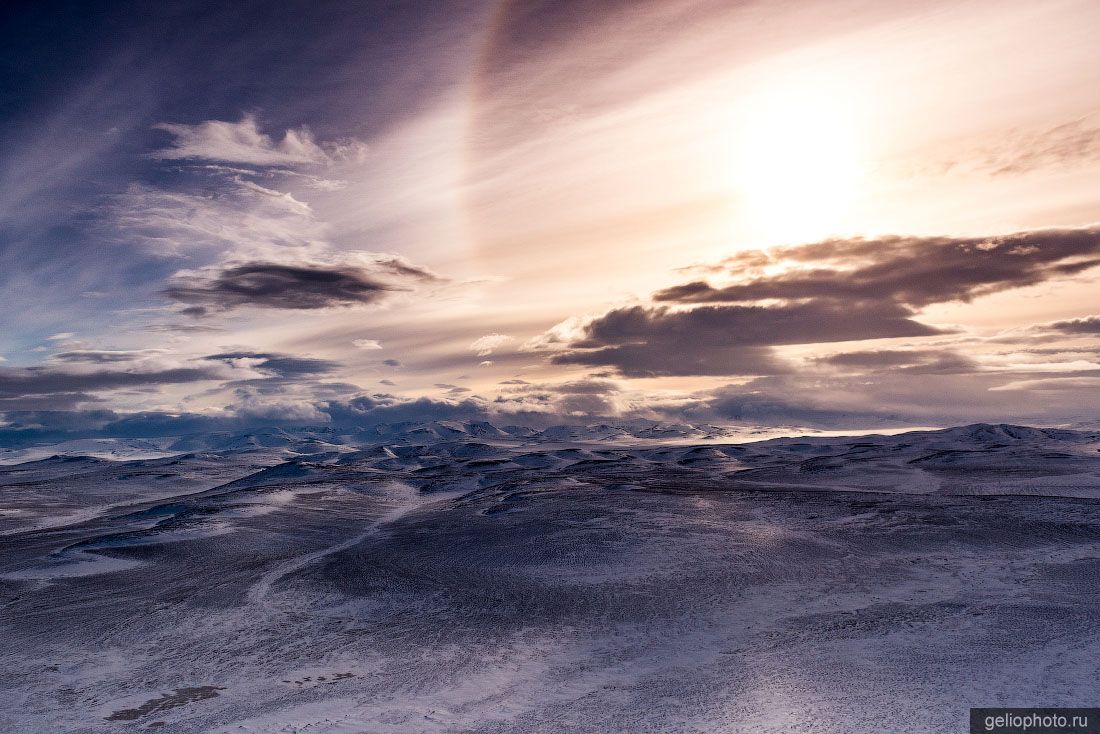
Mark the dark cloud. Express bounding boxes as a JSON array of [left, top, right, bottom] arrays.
[[0, 409, 269, 446], [501, 378, 619, 396], [433, 382, 473, 395], [143, 323, 224, 334], [1047, 315, 1100, 334], [684, 367, 1100, 428], [0, 365, 221, 405], [816, 349, 978, 374], [546, 378, 620, 395], [655, 228, 1100, 308], [203, 351, 339, 378], [321, 394, 494, 427], [51, 350, 162, 364], [164, 258, 438, 315], [0, 392, 107, 411], [0, 351, 346, 416], [382, 359, 401, 367], [499, 377, 623, 415], [0, 393, 487, 446], [552, 302, 940, 377], [549, 226, 1100, 377], [689, 385, 902, 428]]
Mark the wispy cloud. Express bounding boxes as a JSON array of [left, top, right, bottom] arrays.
[[922, 118, 1100, 178], [111, 180, 325, 259], [151, 114, 367, 167]]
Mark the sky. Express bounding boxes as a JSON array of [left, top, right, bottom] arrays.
[[3, 0, 1100, 441]]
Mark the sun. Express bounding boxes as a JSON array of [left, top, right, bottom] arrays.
[[730, 77, 867, 245]]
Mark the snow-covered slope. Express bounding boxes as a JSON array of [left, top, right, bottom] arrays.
[[1, 422, 1099, 732]]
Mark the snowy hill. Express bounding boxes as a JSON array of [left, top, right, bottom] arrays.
[[2, 421, 1100, 732]]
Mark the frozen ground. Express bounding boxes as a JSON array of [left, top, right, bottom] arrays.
[[1, 421, 1100, 732]]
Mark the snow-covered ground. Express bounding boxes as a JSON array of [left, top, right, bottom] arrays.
[[1, 421, 1099, 732]]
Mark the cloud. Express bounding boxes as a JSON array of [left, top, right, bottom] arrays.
[[202, 351, 339, 378], [192, 351, 356, 423], [989, 376, 1100, 392], [163, 255, 438, 315], [0, 408, 269, 445], [321, 394, 495, 427], [50, 350, 165, 364], [10, 355, 1099, 444], [551, 302, 940, 377], [538, 378, 621, 395], [352, 339, 383, 350], [672, 383, 902, 428], [0, 364, 222, 407], [470, 333, 513, 356], [654, 227, 1100, 308], [815, 349, 978, 374], [544, 226, 1100, 377], [0, 349, 349, 415], [1, 337, 375, 430], [143, 323, 224, 334], [165, 261, 390, 314], [987, 119, 1100, 176], [111, 180, 325, 258], [1046, 315, 1100, 334], [151, 114, 366, 167], [382, 359, 401, 367], [689, 366, 1100, 427], [496, 377, 625, 417], [926, 118, 1100, 178]]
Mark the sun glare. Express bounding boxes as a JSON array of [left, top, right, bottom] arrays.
[[731, 78, 867, 244]]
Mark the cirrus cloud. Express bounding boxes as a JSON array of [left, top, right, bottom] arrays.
[[151, 114, 367, 167]]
